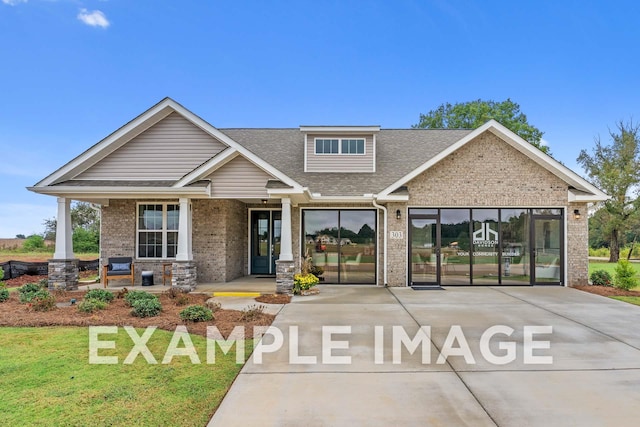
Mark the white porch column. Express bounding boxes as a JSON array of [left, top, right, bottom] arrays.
[[280, 197, 293, 261], [53, 197, 74, 259], [175, 198, 193, 261]]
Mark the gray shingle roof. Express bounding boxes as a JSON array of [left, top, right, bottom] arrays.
[[220, 128, 472, 196]]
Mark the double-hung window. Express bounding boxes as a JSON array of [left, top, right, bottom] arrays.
[[137, 203, 179, 258], [315, 138, 365, 155]]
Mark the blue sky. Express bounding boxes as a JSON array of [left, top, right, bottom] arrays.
[[0, 0, 638, 237]]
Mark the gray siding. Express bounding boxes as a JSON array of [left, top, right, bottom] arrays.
[[207, 156, 274, 198], [306, 133, 374, 172], [75, 112, 228, 181]]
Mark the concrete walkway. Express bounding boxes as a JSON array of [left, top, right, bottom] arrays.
[[209, 286, 640, 426]]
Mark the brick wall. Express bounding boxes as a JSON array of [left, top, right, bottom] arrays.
[[384, 132, 588, 287]]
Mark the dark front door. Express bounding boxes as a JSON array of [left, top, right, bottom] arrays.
[[251, 210, 281, 275]]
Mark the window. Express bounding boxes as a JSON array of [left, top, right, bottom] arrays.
[[137, 203, 179, 258], [341, 139, 365, 154], [315, 139, 339, 154], [315, 138, 365, 155]]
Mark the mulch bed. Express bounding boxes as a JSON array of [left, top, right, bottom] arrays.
[[255, 294, 291, 304], [0, 290, 274, 338], [3, 270, 98, 288], [574, 285, 640, 297]]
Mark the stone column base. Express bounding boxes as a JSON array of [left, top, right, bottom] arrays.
[[172, 261, 197, 292], [276, 259, 295, 295], [48, 259, 79, 291]]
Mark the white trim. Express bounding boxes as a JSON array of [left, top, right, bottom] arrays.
[[33, 98, 304, 193], [300, 126, 380, 133], [136, 201, 180, 260], [378, 120, 609, 201], [35, 103, 175, 187]]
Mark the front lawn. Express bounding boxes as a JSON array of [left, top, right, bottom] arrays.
[[0, 326, 251, 427]]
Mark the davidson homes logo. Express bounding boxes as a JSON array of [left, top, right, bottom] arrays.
[[473, 222, 499, 247]]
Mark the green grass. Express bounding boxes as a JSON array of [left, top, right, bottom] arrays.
[[610, 296, 640, 306], [0, 327, 252, 426]]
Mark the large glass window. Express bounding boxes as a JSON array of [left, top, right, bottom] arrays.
[[303, 210, 376, 284], [138, 203, 179, 258], [501, 209, 530, 284], [440, 209, 471, 285], [472, 209, 499, 285], [409, 208, 563, 285]]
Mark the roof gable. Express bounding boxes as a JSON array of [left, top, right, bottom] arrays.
[[377, 120, 608, 202], [74, 112, 228, 181]]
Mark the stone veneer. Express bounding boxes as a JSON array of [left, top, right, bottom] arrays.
[[276, 259, 295, 294], [172, 261, 197, 292], [48, 259, 79, 290], [384, 132, 589, 287]]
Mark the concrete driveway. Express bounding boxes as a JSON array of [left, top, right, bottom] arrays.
[[208, 286, 640, 426]]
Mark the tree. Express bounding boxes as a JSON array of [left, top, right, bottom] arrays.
[[577, 120, 640, 262], [413, 99, 549, 154], [42, 201, 101, 253]]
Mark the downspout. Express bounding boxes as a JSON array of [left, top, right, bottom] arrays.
[[372, 197, 388, 287]]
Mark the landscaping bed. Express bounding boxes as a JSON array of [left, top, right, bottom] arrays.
[[574, 285, 640, 297], [0, 290, 274, 338]]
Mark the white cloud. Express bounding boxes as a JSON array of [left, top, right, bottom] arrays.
[[2, 0, 28, 6], [77, 8, 110, 28], [540, 138, 550, 147]]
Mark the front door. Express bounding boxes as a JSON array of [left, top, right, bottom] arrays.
[[409, 216, 439, 286], [532, 216, 562, 284], [250, 210, 281, 275]]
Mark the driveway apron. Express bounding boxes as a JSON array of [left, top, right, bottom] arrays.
[[209, 286, 640, 427]]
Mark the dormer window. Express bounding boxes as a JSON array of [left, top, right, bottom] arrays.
[[315, 138, 365, 155]]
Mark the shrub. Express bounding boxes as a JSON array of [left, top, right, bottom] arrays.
[[163, 287, 185, 299], [19, 283, 46, 303], [205, 300, 221, 312], [590, 270, 613, 287], [78, 298, 107, 313], [614, 260, 639, 291], [241, 304, 266, 321], [179, 305, 214, 322], [124, 290, 157, 306], [22, 235, 45, 251], [176, 295, 189, 306], [29, 290, 56, 312], [0, 288, 9, 303], [85, 289, 114, 303], [131, 298, 162, 318]]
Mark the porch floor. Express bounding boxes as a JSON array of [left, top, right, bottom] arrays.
[[80, 275, 277, 294]]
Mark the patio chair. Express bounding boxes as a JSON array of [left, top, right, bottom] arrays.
[[102, 257, 135, 288]]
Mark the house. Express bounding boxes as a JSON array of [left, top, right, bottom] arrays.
[[29, 98, 608, 292]]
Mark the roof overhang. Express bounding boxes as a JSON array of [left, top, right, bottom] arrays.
[[299, 126, 380, 133]]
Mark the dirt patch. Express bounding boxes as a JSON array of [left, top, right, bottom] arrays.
[[574, 285, 640, 297], [255, 294, 291, 304], [0, 291, 274, 338]]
